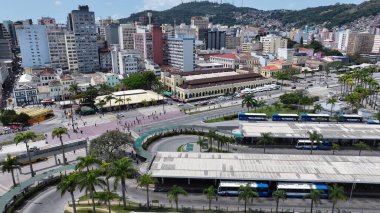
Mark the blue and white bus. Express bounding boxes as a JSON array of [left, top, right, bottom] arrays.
[[338, 114, 363, 123], [300, 113, 330, 122], [218, 181, 269, 197], [238, 113, 267, 121], [295, 139, 332, 150], [272, 114, 299, 121], [277, 183, 329, 199]]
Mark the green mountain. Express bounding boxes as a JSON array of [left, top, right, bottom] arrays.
[[120, 0, 380, 28]]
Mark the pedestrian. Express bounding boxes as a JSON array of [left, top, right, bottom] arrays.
[[95, 123, 96, 127], [80, 130, 83, 134]]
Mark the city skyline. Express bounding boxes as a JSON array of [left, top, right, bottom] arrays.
[[0, 0, 366, 23]]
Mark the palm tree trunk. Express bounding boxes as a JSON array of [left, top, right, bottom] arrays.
[[310, 141, 313, 155], [359, 149, 362, 156], [106, 178, 111, 213], [264, 141, 266, 154], [209, 199, 212, 210], [244, 200, 247, 213], [332, 202, 335, 213], [25, 142, 35, 177], [121, 179, 127, 209], [146, 186, 150, 208], [275, 199, 279, 213], [11, 169, 16, 186], [70, 191, 77, 213], [310, 200, 314, 213], [175, 200, 178, 211], [91, 189, 96, 213], [60, 136, 66, 164]]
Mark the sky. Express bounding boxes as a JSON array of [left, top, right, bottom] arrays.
[[0, 0, 366, 23]]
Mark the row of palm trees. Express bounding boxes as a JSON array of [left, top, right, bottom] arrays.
[[3, 127, 69, 182], [338, 67, 379, 111]]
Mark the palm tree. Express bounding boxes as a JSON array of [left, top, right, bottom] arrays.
[[354, 141, 370, 156], [196, 136, 207, 152], [272, 189, 286, 213], [76, 155, 101, 172], [167, 185, 188, 211], [329, 184, 347, 213], [78, 170, 106, 213], [207, 130, 216, 151], [14, 131, 37, 177], [203, 185, 217, 210], [274, 71, 289, 91], [100, 161, 113, 213], [257, 132, 273, 154], [115, 97, 124, 112], [96, 100, 107, 114], [112, 157, 136, 210], [242, 94, 257, 111], [57, 172, 80, 213], [124, 97, 131, 110], [332, 143, 340, 155], [1, 154, 21, 187], [305, 190, 322, 213], [238, 184, 259, 213], [137, 173, 156, 209], [313, 103, 323, 113], [52, 127, 69, 164], [68, 83, 80, 96], [307, 131, 323, 155], [327, 97, 338, 115], [97, 191, 119, 208], [104, 95, 115, 111]]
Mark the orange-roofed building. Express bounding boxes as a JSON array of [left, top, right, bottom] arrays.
[[260, 65, 281, 78]]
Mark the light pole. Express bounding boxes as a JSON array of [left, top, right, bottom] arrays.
[[348, 178, 360, 208]]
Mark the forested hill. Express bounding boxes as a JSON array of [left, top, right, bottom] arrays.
[[119, 0, 380, 28]]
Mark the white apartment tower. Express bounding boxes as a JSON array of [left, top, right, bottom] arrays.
[[338, 29, 350, 52], [17, 25, 51, 67], [166, 37, 195, 72], [47, 27, 69, 70], [260, 34, 287, 55], [64, 33, 78, 73], [119, 23, 136, 50], [372, 35, 380, 54]]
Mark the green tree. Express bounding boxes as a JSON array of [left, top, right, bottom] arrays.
[[207, 130, 216, 151], [196, 135, 207, 152], [313, 103, 323, 113], [257, 132, 273, 154], [104, 95, 115, 111], [0, 109, 18, 126], [68, 83, 80, 95], [100, 161, 113, 213], [96, 100, 107, 113], [14, 131, 37, 177], [52, 127, 69, 164], [304, 190, 322, 213], [167, 185, 188, 212], [16, 112, 30, 125], [332, 143, 340, 155], [274, 71, 289, 91], [242, 94, 257, 111], [89, 130, 134, 161], [75, 155, 101, 172], [99, 83, 114, 96], [78, 170, 106, 213], [238, 184, 259, 213], [203, 185, 217, 210], [329, 184, 347, 213], [307, 130, 323, 155], [57, 172, 80, 213], [327, 97, 338, 115], [1, 154, 21, 187], [137, 173, 156, 209], [112, 157, 136, 210], [272, 189, 286, 213], [353, 141, 370, 156], [115, 97, 124, 112]]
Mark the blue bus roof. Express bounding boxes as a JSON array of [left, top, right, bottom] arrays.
[[272, 113, 299, 117], [300, 113, 330, 117]]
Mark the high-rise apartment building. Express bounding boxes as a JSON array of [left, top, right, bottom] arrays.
[[118, 23, 136, 50], [3, 21, 17, 47], [105, 23, 120, 45], [191, 16, 209, 30], [346, 32, 375, 55], [17, 25, 51, 67], [134, 31, 153, 61], [118, 49, 141, 75], [0, 23, 13, 60], [371, 35, 380, 54], [260, 34, 287, 54], [67, 5, 99, 73], [47, 27, 69, 70], [166, 37, 195, 72], [38, 17, 56, 27], [152, 26, 164, 66], [64, 33, 78, 72], [207, 30, 226, 50], [337, 29, 350, 52]]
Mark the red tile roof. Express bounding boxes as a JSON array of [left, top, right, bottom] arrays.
[[262, 65, 280, 70], [271, 60, 287, 64], [211, 53, 236, 60]]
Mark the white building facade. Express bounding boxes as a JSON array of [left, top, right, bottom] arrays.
[[166, 37, 195, 72]]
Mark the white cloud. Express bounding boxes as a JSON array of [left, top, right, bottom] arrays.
[[143, 0, 182, 11], [54, 0, 62, 6]]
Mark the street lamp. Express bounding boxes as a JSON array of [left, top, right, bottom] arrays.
[[348, 178, 360, 208]]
